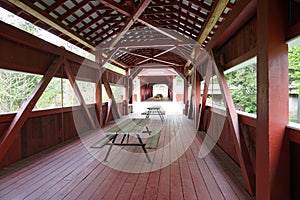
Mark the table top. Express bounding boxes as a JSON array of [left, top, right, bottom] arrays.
[[104, 118, 150, 135], [147, 105, 162, 110]]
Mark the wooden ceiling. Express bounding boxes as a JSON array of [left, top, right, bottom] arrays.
[[1, 0, 242, 70]]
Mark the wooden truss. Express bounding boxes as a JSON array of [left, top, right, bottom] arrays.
[[0, 56, 99, 161], [193, 54, 255, 195]]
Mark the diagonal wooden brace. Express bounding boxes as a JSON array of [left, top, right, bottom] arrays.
[[0, 56, 64, 162], [64, 62, 97, 129]]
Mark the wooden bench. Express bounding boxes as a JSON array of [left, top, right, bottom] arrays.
[[102, 118, 152, 163]]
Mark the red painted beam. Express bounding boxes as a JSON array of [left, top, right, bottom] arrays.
[[96, 76, 103, 128], [199, 60, 213, 129], [214, 62, 255, 195], [195, 70, 202, 130], [102, 76, 121, 125], [64, 62, 97, 129], [287, 22, 300, 41], [256, 0, 290, 199]]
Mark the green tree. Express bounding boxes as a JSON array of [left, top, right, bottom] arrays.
[[34, 78, 62, 110], [225, 64, 257, 114], [0, 69, 41, 113], [289, 45, 300, 123], [289, 45, 300, 93]]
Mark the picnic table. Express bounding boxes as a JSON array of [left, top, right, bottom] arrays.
[[103, 118, 152, 163], [141, 105, 165, 121]]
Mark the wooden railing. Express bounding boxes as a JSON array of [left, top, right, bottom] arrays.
[[0, 101, 127, 168], [201, 105, 300, 199]]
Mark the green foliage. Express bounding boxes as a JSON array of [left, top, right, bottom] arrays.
[[18, 21, 39, 35], [0, 69, 41, 113], [34, 78, 62, 110], [290, 116, 298, 123], [288, 45, 300, 94], [225, 64, 257, 114]]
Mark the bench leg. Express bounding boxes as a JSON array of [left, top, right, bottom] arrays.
[[120, 134, 127, 144], [136, 134, 151, 163], [103, 134, 118, 162], [142, 126, 151, 136], [158, 111, 164, 121]]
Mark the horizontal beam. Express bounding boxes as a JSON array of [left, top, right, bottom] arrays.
[[0, 22, 126, 86], [119, 49, 181, 66], [100, 40, 195, 49], [286, 22, 300, 41], [135, 64, 176, 69], [288, 125, 300, 144]]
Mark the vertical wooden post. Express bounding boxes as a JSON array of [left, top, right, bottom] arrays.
[[188, 72, 195, 119], [129, 77, 133, 104], [194, 69, 202, 129], [257, 0, 289, 199], [198, 60, 213, 130], [125, 70, 129, 115], [95, 48, 103, 127], [184, 78, 188, 115], [96, 69, 103, 128]]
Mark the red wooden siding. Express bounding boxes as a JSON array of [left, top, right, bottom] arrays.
[[201, 105, 300, 199], [0, 102, 126, 168], [200, 106, 256, 166], [214, 16, 257, 69]]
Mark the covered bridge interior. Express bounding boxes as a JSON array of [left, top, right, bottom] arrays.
[[0, 0, 300, 199]]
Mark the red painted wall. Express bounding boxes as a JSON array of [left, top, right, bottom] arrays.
[[0, 102, 126, 168], [201, 106, 300, 198]]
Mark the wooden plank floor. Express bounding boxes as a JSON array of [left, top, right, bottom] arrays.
[[0, 114, 254, 200]]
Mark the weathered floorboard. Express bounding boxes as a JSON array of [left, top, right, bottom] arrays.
[[0, 114, 253, 200]]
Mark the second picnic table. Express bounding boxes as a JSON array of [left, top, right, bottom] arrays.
[[142, 105, 165, 121]]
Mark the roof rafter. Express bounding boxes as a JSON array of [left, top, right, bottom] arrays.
[[174, 2, 208, 22], [197, 0, 230, 46], [46, 0, 65, 12], [96, 0, 151, 69], [106, 0, 152, 49], [76, 11, 118, 33], [98, 0, 183, 42], [189, 0, 213, 11], [68, 4, 103, 29], [119, 49, 182, 66], [59, 0, 88, 21], [146, 6, 203, 33]]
